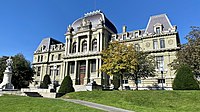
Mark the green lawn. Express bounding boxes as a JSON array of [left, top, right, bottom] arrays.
[[0, 95, 103, 112], [64, 90, 200, 112]]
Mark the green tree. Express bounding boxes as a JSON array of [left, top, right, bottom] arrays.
[[171, 26, 200, 76], [173, 65, 199, 90], [58, 75, 75, 94], [0, 56, 8, 82], [125, 51, 155, 90], [40, 75, 51, 89], [0, 54, 34, 89], [101, 41, 138, 89]]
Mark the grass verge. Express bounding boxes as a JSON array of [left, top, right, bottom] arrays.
[[0, 94, 103, 112], [64, 90, 200, 112]]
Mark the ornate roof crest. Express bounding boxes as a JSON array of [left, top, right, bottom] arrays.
[[84, 10, 102, 17]]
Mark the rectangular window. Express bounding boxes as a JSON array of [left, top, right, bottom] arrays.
[[37, 67, 41, 76], [41, 55, 43, 62], [156, 27, 161, 34], [153, 39, 158, 49], [123, 34, 126, 40], [91, 61, 96, 72], [135, 32, 139, 37], [56, 65, 60, 76], [156, 56, 164, 70], [58, 54, 61, 60], [158, 79, 165, 83], [70, 63, 75, 74], [160, 38, 165, 48], [37, 55, 40, 62], [51, 55, 54, 61], [123, 79, 128, 84], [49, 66, 53, 76]]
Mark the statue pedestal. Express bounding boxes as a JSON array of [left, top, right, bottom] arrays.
[[0, 68, 14, 90]]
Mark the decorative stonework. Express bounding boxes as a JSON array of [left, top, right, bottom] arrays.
[[146, 42, 150, 47], [168, 39, 173, 45]]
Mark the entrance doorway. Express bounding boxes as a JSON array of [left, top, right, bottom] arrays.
[[79, 61, 86, 85]]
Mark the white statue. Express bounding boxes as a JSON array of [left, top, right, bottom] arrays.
[[0, 57, 14, 90], [6, 57, 13, 71]]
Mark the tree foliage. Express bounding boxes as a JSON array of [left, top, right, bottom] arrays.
[[40, 75, 51, 89], [101, 41, 155, 89], [58, 75, 75, 94], [0, 56, 7, 82], [173, 65, 199, 90], [101, 41, 138, 88], [0, 54, 34, 89], [171, 26, 200, 76], [125, 51, 155, 90]]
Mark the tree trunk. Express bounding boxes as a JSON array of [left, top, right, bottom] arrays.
[[135, 74, 138, 90], [120, 74, 123, 90]]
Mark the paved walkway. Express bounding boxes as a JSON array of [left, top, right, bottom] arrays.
[[61, 99, 134, 112]]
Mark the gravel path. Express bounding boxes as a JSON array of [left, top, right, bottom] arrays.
[[62, 99, 134, 112]]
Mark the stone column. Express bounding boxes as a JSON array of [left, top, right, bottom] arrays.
[[68, 38, 71, 54], [65, 61, 69, 77], [97, 33, 100, 52], [65, 38, 68, 56], [39, 66, 43, 82], [99, 58, 102, 78], [85, 59, 89, 84], [87, 35, 90, 53], [77, 37, 79, 53], [74, 60, 77, 85], [100, 32, 103, 51], [96, 58, 99, 77]]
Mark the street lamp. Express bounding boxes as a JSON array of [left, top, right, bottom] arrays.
[[160, 66, 164, 90], [50, 64, 58, 92]]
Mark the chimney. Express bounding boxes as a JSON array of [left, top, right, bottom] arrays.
[[123, 26, 127, 33]]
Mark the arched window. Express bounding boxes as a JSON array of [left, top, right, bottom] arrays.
[[82, 40, 87, 52], [92, 39, 97, 51], [72, 42, 77, 53], [135, 44, 140, 51]]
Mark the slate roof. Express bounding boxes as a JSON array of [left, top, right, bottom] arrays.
[[145, 14, 173, 34], [71, 10, 117, 33], [35, 38, 63, 52]]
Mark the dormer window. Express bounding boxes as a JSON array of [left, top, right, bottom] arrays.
[[156, 27, 161, 34], [123, 34, 126, 40], [135, 32, 139, 37], [154, 23, 163, 34]]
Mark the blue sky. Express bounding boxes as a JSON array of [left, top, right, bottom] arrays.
[[0, 0, 200, 61]]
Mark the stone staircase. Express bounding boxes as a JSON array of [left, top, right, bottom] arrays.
[[74, 85, 87, 91], [21, 88, 57, 98], [24, 92, 43, 97]]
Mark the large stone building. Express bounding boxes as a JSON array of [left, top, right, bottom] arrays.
[[32, 10, 180, 90]]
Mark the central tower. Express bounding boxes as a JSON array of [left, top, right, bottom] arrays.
[[63, 10, 117, 86]]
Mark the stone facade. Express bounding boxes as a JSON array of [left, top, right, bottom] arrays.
[[32, 11, 180, 90]]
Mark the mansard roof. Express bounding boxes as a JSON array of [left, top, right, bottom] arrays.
[[35, 37, 63, 53], [71, 10, 117, 33], [145, 14, 173, 34]]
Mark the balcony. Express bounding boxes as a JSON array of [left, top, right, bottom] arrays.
[[64, 51, 100, 59]]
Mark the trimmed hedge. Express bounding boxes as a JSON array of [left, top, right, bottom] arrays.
[[58, 75, 75, 94], [173, 65, 199, 90], [40, 75, 51, 89]]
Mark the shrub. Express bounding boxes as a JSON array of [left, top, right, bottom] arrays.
[[40, 75, 51, 89], [58, 75, 75, 94], [173, 65, 199, 90]]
